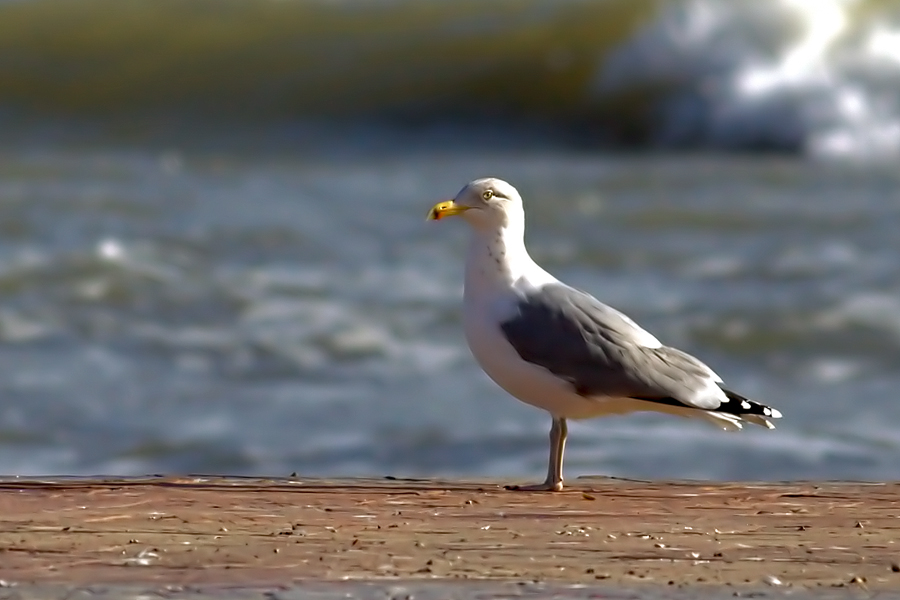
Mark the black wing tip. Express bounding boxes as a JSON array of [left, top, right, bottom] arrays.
[[629, 388, 783, 421], [718, 386, 783, 419]]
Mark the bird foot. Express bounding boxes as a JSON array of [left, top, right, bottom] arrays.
[[504, 480, 563, 492]]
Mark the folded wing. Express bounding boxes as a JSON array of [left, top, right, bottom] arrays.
[[499, 283, 725, 410]]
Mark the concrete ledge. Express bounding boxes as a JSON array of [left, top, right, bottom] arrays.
[[0, 477, 898, 591]]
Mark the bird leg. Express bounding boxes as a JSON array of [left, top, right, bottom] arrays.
[[506, 417, 567, 492]]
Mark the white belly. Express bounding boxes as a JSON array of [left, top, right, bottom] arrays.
[[463, 306, 639, 420]]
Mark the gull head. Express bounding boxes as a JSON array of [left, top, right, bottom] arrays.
[[427, 178, 524, 232]]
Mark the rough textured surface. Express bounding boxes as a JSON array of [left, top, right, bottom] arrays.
[[0, 477, 898, 592]]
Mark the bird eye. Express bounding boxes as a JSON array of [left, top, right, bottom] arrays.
[[482, 190, 494, 200]]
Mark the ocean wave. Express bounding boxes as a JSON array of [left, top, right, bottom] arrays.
[[2, 0, 899, 156], [596, 0, 900, 157], [0, 0, 651, 118]]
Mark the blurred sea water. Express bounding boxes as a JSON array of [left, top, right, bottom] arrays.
[[1, 0, 900, 481], [2, 149, 899, 481]]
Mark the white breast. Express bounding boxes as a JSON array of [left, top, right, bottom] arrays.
[[460, 223, 633, 419]]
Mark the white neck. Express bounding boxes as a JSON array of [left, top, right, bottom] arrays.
[[463, 220, 554, 300]]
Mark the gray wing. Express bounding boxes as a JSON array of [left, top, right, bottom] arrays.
[[499, 283, 721, 409]]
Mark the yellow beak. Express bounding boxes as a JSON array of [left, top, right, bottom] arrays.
[[427, 200, 470, 221]]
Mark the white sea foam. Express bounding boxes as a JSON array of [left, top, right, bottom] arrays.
[[596, 0, 900, 158], [800, 357, 864, 384], [816, 293, 900, 336]]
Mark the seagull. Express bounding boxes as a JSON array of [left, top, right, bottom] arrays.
[[427, 178, 782, 491]]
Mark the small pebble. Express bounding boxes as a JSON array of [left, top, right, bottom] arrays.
[[764, 575, 783, 586]]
